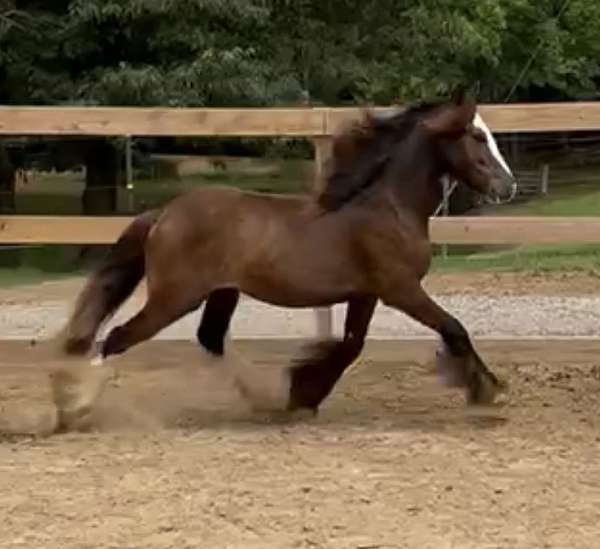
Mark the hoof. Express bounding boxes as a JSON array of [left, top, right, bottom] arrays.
[[50, 363, 112, 432], [287, 364, 332, 413], [286, 396, 319, 416], [288, 406, 319, 422], [466, 371, 508, 407]]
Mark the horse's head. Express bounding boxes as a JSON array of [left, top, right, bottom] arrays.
[[421, 90, 516, 202]]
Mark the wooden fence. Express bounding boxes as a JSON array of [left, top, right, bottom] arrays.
[[2, 101, 600, 243], [2, 102, 600, 333], [3, 102, 600, 135], [512, 164, 550, 201], [2, 215, 600, 245]]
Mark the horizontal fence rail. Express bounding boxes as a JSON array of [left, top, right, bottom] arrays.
[[2, 102, 600, 246], [2, 102, 600, 136], [2, 215, 600, 245]]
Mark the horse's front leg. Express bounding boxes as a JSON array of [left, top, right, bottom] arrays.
[[382, 283, 507, 405]]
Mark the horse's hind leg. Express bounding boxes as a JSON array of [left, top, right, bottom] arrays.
[[101, 290, 204, 359], [195, 288, 263, 404], [53, 288, 206, 432], [382, 284, 507, 405], [196, 288, 240, 356], [286, 295, 377, 413], [196, 288, 283, 411]]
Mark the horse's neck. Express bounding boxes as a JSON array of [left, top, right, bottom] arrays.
[[384, 144, 443, 225]]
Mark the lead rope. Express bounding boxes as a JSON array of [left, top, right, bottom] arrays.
[[432, 177, 458, 217]]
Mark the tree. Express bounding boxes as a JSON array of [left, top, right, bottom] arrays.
[[4, 1, 600, 107], [4, 0, 301, 107], [495, 0, 600, 102]]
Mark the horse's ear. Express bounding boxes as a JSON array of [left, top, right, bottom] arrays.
[[450, 85, 467, 105], [422, 94, 476, 136]]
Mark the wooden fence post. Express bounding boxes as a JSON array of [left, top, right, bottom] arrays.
[[312, 136, 334, 338], [312, 136, 332, 192], [541, 164, 550, 195]]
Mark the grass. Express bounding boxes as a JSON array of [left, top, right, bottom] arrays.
[[0, 265, 76, 287], [502, 185, 600, 217], [431, 243, 600, 273]]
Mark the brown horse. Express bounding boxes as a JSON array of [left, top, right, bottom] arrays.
[[56, 90, 515, 427]]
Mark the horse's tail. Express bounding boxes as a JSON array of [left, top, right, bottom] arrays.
[[59, 209, 161, 356]]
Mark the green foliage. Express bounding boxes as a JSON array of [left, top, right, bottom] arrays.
[[492, 0, 600, 101], [2, 0, 600, 106]]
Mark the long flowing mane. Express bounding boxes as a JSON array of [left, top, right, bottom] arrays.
[[317, 100, 443, 211]]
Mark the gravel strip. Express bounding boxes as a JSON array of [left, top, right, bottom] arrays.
[[2, 294, 600, 340]]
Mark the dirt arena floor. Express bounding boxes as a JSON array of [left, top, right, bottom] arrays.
[[2, 272, 600, 548]]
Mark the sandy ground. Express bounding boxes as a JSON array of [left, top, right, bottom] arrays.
[[2, 273, 600, 548], [2, 339, 600, 548]]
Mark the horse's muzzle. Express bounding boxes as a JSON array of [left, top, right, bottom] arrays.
[[487, 171, 517, 205]]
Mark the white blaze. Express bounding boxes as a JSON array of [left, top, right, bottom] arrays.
[[473, 112, 513, 177]]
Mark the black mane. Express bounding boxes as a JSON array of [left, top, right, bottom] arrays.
[[317, 100, 443, 211]]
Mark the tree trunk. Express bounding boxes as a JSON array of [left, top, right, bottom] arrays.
[[0, 144, 16, 215], [0, 144, 18, 269], [82, 139, 122, 216], [80, 139, 123, 264]]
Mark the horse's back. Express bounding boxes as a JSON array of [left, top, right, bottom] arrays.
[[149, 184, 313, 260], [162, 185, 312, 231], [175, 184, 307, 212]]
